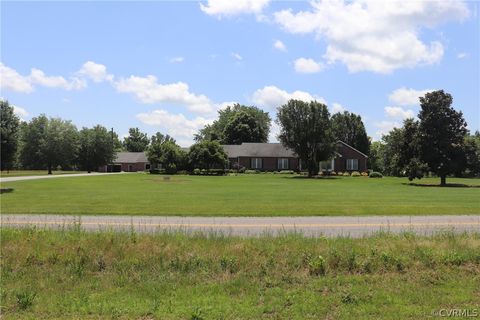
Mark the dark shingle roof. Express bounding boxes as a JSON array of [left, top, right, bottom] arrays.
[[222, 143, 296, 158], [114, 152, 148, 163]]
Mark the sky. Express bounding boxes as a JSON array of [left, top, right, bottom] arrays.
[[1, 0, 479, 147]]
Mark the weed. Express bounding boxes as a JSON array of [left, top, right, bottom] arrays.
[[308, 255, 327, 276], [16, 290, 36, 310]]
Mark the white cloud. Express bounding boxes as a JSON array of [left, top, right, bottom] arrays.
[[170, 56, 185, 63], [77, 61, 113, 82], [375, 120, 402, 137], [273, 40, 287, 52], [331, 102, 345, 114], [215, 101, 237, 111], [13, 105, 29, 121], [0, 63, 34, 93], [252, 85, 326, 109], [114, 75, 214, 114], [293, 57, 324, 73], [200, 0, 270, 17], [457, 52, 468, 59], [274, 0, 469, 73], [388, 87, 434, 106], [231, 52, 243, 61], [136, 109, 213, 147], [384, 106, 415, 119], [29, 68, 85, 90]]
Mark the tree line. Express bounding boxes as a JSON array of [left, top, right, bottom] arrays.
[[2, 90, 478, 184]]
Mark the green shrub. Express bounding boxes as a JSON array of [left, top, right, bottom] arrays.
[[193, 168, 201, 175], [149, 169, 162, 174], [361, 172, 369, 176], [244, 170, 260, 174], [336, 171, 343, 176], [308, 255, 326, 276], [343, 172, 350, 176], [369, 172, 383, 178], [279, 170, 295, 174], [16, 290, 36, 310], [330, 171, 337, 176], [351, 171, 361, 177]]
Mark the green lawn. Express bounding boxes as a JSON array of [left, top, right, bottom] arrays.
[[1, 228, 479, 319], [1, 173, 479, 216], [0, 170, 86, 177]]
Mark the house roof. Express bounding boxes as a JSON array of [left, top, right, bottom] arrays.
[[222, 143, 296, 158], [337, 140, 368, 158], [114, 152, 148, 163]]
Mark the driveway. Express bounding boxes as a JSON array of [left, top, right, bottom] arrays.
[[2, 214, 479, 237], [0, 172, 127, 183]]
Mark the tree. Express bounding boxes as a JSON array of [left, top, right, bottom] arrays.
[[380, 127, 404, 176], [195, 104, 271, 144], [331, 111, 370, 155], [19, 115, 79, 174], [77, 125, 115, 173], [398, 118, 427, 181], [0, 100, 20, 171], [123, 128, 149, 152], [277, 99, 336, 177], [368, 141, 385, 173], [223, 111, 265, 144], [146, 132, 183, 173], [188, 140, 228, 170], [418, 90, 468, 186], [463, 132, 480, 177]]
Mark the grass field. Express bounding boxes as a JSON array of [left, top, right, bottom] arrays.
[[0, 170, 86, 178], [1, 173, 479, 216], [1, 228, 479, 319]]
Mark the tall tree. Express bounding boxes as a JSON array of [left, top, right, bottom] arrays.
[[464, 132, 480, 177], [188, 140, 228, 170], [77, 125, 115, 173], [146, 132, 183, 173], [398, 118, 427, 181], [19, 115, 79, 174], [368, 141, 385, 173], [123, 128, 149, 152], [195, 104, 271, 144], [0, 100, 20, 171], [277, 99, 336, 177], [418, 90, 468, 186], [331, 111, 370, 154], [380, 127, 404, 176], [223, 111, 265, 144]]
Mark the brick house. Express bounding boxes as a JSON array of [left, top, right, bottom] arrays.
[[224, 141, 368, 172], [99, 152, 150, 172], [99, 140, 367, 173]]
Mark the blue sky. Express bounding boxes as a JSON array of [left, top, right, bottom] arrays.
[[1, 0, 478, 146]]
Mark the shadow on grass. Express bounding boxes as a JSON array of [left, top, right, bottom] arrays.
[[403, 182, 480, 188], [0, 188, 14, 194], [286, 175, 341, 180]]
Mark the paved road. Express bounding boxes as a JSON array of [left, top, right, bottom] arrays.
[[2, 214, 479, 237], [0, 172, 127, 183]]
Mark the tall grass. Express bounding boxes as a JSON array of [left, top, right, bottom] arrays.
[[1, 227, 479, 319]]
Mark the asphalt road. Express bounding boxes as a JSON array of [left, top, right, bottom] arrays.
[[2, 214, 479, 237], [0, 172, 126, 183]]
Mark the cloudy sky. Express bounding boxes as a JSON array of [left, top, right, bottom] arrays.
[[1, 0, 478, 146]]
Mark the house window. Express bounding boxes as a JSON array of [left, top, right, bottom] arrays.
[[346, 159, 358, 171], [277, 158, 289, 170], [319, 160, 333, 171], [145, 164, 151, 170], [251, 158, 263, 169]]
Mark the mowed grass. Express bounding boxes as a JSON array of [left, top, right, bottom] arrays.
[[0, 170, 86, 177], [1, 228, 479, 319], [1, 173, 479, 216]]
